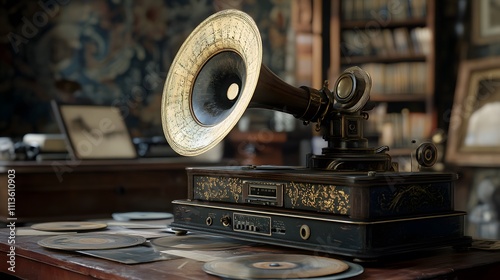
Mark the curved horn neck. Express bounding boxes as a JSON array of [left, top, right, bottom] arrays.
[[249, 65, 327, 122]]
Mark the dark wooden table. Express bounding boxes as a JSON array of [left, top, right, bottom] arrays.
[[1, 229, 500, 279], [0, 158, 219, 223]]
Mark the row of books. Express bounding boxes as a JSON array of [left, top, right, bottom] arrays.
[[365, 105, 432, 149], [341, 27, 430, 57], [341, 0, 427, 21], [360, 62, 427, 94]]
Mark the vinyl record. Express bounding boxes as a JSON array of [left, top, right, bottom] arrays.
[[38, 233, 146, 250], [112, 212, 173, 221], [31, 221, 107, 232], [202, 253, 350, 279], [151, 234, 254, 251]]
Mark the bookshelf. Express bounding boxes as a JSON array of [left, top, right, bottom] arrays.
[[330, 0, 436, 156]]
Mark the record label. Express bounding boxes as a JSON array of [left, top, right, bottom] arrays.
[[252, 261, 297, 270]]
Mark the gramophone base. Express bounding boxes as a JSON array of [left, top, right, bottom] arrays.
[[170, 166, 470, 259], [171, 200, 471, 260]]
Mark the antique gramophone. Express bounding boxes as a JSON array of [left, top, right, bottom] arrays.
[[161, 9, 471, 259]]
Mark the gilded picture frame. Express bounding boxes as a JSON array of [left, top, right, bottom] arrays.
[[446, 57, 500, 166], [472, 0, 500, 45], [52, 101, 137, 160]]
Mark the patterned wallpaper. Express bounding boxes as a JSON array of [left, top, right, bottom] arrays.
[[0, 0, 292, 138]]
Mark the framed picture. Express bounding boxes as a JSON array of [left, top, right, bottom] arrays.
[[446, 57, 500, 166], [52, 101, 137, 159], [472, 0, 500, 45]]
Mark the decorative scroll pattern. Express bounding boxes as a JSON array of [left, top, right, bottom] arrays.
[[286, 182, 350, 215], [378, 183, 449, 214], [193, 176, 243, 203]]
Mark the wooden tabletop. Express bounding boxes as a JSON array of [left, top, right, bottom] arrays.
[[1, 228, 499, 279]]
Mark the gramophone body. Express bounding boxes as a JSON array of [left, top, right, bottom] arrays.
[[162, 9, 471, 259]]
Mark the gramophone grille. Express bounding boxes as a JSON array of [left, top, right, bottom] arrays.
[[161, 9, 262, 156]]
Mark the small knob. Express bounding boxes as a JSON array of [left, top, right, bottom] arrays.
[[416, 142, 438, 168], [220, 215, 231, 227], [299, 224, 311, 240]]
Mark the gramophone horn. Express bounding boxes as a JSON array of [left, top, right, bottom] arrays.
[[161, 9, 324, 156], [161, 9, 262, 156]]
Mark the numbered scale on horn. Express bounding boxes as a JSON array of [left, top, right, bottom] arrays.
[[161, 9, 472, 260]]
